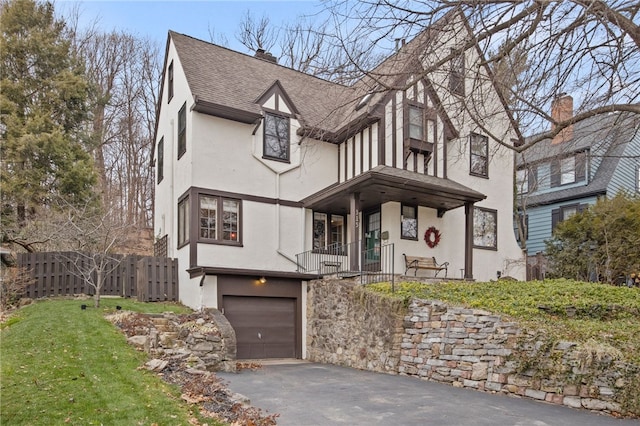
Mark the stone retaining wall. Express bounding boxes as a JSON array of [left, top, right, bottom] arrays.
[[400, 299, 639, 416], [306, 279, 406, 373], [306, 279, 639, 417]]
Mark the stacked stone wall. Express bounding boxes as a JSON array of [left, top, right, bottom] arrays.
[[306, 280, 639, 417]]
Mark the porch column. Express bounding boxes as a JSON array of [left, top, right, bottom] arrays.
[[349, 192, 360, 271], [464, 202, 474, 280]]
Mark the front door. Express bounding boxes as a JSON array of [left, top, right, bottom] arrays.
[[363, 209, 381, 271]]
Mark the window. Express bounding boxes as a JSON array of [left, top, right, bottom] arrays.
[[637, 166, 640, 193], [473, 207, 497, 249], [313, 212, 345, 250], [449, 49, 464, 96], [515, 211, 528, 244], [177, 196, 189, 247], [401, 205, 418, 240], [516, 169, 528, 194], [408, 105, 423, 140], [550, 152, 586, 187], [264, 112, 289, 161], [470, 133, 488, 177], [199, 196, 217, 239], [157, 137, 164, 184], [168, 61, 174, 102], [178, 102, 186, 159], [551, 203, 588, 230], [199, 195, 241, 244]]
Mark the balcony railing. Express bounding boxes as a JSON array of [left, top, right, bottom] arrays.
[[296, 241, 395, 289]]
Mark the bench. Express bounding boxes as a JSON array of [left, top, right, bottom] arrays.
[[403, 254, 449, 277]]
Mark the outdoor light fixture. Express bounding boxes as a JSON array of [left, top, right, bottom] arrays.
[[259, 277, 267, 284]]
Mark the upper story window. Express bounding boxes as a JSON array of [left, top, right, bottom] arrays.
[[636, 166, 640, 193], [516, 168, 528, 194], [408, 105, 424, 140], [177, 195, 189, 247], [401, 204, 418, 240], [473, 207, 497, 250], [313, 212, 345, 251], [470, 133, 488, 177], [550, 152, 585, 187], [168, 61, 174, 102], [178, 102, 186, 159], [199, 195, 241, 244], [449, 49, 465, 97], [264, 112, 290, 162], [157, 137, 164, 184]]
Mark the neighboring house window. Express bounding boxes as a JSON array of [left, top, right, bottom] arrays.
[[199, 195, 241, 243], [473, 207, 497, 249], [157, 137, 164, 184], [551, 203, 588, 230], [470, 133, 489, 177], [550, 152, 585, 187], [401, 204, 418, 240], [515, 211, 528, 244], [408, 105, 423, 140], [168, 61, 174, 102], [636, 166, 640, 193], [516, 168, 528, 194], [449, 49, 464, 96], [313, 212, 345, 250], [264, 112, 290, 161], [177, 196, 189, 247], [178, 102, 186, 159]]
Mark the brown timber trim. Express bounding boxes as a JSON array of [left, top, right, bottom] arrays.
[[351, 136, 356, 179], [190, 186, 303, 208], [193, 99, 262, 124], [359, 131, 364, 174], [464, 202, 474, 280], [188, 266, 316, 281], [368, 125, 373, 170], [379, 109, 386, 166], [392, 95, 397, 168]]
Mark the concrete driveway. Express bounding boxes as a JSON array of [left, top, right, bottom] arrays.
[[217, 361, 637, 426]]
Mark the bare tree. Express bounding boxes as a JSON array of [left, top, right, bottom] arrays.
[[323, 0, 640, 151], [57, 199, 132, 307], [236, 10, 278, 52]]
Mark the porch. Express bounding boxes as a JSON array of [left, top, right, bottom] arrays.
[[300, 166, 486, 280]]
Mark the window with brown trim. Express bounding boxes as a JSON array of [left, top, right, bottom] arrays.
[[264, 112, 290, 161], [157, 137, 164, 184], [313, 212, 345, 251], [178, 102, 186, 159], [199, 195, 241, 244], [168, 61, 174, 102], [550, 152, 586, 187], [408, 105, 424, 140], [401, 204, 418, 240], [470, 133, 488, 177], [473, 207, 497, 250], [177, 195, 189, 247]]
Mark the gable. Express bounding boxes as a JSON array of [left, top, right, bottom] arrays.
[[254, 80, 299, 116]]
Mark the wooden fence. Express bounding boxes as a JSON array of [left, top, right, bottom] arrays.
[[17, 252, 178, 302]]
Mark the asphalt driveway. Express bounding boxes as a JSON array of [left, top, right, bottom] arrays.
[[217, 361, 637, 426]]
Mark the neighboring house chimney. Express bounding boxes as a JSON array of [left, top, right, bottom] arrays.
[[255, 48, 278, 64], [551, 93, 574, 145]]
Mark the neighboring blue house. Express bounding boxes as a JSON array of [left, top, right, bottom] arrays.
[[515, 95, 640, 267]]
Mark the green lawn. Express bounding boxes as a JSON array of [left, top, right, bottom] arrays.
[[0, 298, 218, 426], [369, 279, 640, 365]]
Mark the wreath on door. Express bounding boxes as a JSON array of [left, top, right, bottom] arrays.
[[424, 226, 441, 248]]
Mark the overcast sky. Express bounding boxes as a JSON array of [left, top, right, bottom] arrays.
[[55, 0, 327, 53]]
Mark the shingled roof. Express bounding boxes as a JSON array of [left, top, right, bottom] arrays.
[[519, 112, 639, 206], [170, 31, 357, 137]]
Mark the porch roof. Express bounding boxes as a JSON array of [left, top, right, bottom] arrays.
[[301, 166, 486, 214]]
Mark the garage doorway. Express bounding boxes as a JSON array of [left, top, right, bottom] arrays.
[[223, 296, 296, 359]]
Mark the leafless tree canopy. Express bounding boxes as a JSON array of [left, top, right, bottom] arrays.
[[324, 0, 640, 150]]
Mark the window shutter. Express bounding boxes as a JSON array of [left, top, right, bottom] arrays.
[[578, 203, 588, 213], [551, 208, 561, 231], [576, 152, 586, 181], [550, 160, 560, 187]]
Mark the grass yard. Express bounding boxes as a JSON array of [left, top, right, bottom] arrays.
[[369, 279, 640, 365], [0, 297, 220, 426]]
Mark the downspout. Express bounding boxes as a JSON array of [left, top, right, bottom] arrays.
[[252, 119, 301, 266]]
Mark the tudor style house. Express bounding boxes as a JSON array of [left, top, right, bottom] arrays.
[[516, 95, 640, 269], [153, 13, 525, 359]]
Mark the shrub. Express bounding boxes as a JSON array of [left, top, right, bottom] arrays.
[[0, 267, 34, 311]]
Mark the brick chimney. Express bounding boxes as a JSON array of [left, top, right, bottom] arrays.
[[255, 48, 277, 64], [551, 94, 574, 144]]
